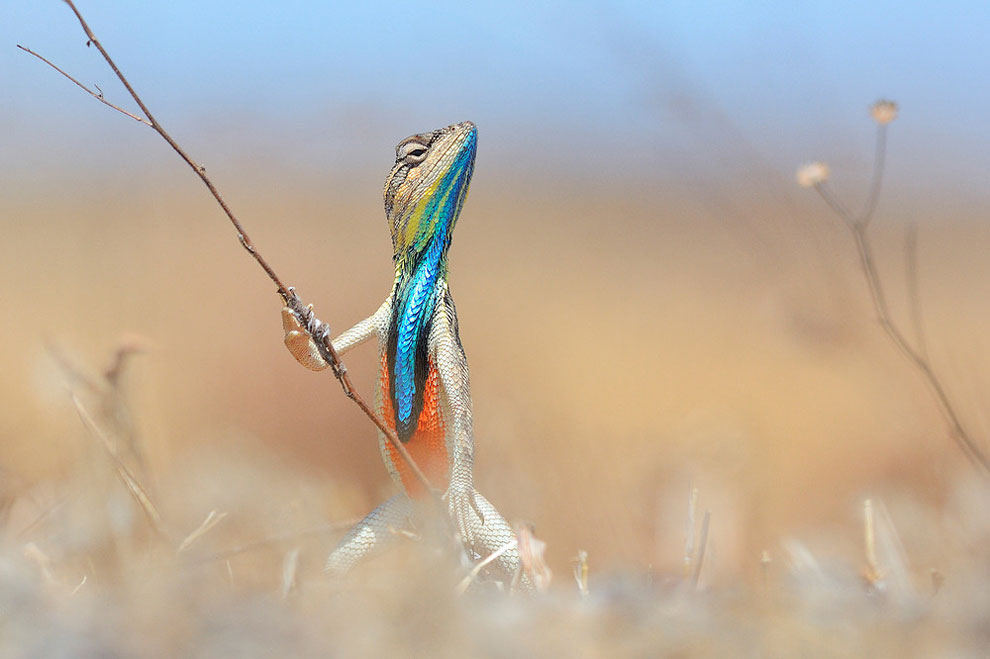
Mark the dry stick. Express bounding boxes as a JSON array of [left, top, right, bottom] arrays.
[[812, 125, 990, 473], [20, 0, 441, 503], [859, 122, 888, 228], [904, 223, 930, 362], [15, 45, 149, 126]]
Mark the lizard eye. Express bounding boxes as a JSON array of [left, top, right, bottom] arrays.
[[396, 138, 430, 165]]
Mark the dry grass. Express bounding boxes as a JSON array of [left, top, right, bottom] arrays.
[[2, 168, 989, 653]]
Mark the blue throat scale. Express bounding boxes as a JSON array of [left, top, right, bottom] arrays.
[[386, 130, 476, 442]]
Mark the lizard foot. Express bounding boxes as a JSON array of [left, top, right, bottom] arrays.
[[281, 305, 330, 371]]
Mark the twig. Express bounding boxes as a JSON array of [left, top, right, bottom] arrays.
[[859, 123, 888, 226], [16, 45, 151, 126], [904, 222, 930, 361], [21, 0, 441, 503], [834, 202, 989, 472], [806, 108, 990, 474]]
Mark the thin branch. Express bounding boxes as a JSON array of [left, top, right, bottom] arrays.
[[859, 123, 888, 226], [847, 209, 988, 473], [58, 0, 287, 296], [810, 120, 990, 474], [17, 45, 150, 125], [815, 182, 856, 227], [24, 0, 441, 504], [904, 222, 930, 361]]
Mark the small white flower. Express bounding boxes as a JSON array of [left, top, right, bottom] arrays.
[[870, 100, 898, 125], [796, 162, 830, 188]]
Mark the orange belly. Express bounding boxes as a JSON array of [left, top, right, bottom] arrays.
[[379, 354, 449, 498]]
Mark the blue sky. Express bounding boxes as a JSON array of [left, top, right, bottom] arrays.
[[4, 1, 989, 201]]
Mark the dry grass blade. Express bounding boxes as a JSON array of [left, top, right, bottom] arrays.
[[862, 499, 882, 587], [691, 510, 711, 588], [69, 575, 88, 597], [872, 499, 915, 602], [71, 394, 169, 544], [280, 548, 300, 599], [683, 487, 699, 577], [22, 542, 57, 586], [573, 549, 589, 597], [456, 539, 517, 595], [178, 510, 228, 553]]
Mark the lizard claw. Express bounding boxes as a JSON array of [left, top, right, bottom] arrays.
[[281, 305, 330, 371]]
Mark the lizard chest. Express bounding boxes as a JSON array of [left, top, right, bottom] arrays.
[[379, 353, 449, 497]]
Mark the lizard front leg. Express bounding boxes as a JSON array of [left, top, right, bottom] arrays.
[[281, 296, 392, 370]]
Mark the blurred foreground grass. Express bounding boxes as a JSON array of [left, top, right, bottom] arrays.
[[1, 176, 989, 654]]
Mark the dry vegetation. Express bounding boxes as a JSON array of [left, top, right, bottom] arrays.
[[3, 167, 989, 656], [2, 343, 988, 656]]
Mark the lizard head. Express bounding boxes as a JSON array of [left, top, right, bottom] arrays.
[[383, 121, 477, 273]]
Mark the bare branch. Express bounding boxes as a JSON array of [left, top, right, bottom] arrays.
[[904, 222, 930, 361], [805, 115, 990, 474], [814, 182, 856, 227], [17, 44, 151, 125], [859, 123, 888, 226]]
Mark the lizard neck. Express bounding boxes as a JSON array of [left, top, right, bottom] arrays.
[[386, 205, 455, 444], [383, 122, 475, 445]]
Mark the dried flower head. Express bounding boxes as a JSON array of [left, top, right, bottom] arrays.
[[796, 162, 830, 188], [870, 100, 898, 125]]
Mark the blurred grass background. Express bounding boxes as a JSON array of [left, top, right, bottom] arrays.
[[2, 1, 989, 654]]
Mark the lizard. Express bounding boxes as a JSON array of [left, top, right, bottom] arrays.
[[280, 121, 526, 588]]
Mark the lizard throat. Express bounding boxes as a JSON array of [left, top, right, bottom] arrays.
[[386, 238, 446, 442], [384, 131, 474, 442]]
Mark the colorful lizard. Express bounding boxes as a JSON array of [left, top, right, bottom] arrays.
[[281, 121, 525, 587]]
